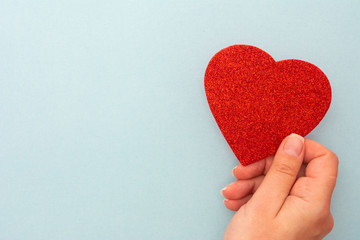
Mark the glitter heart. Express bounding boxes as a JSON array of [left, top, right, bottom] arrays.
[[204, 45, 331, 166]]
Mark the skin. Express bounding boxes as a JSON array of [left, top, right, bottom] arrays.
[[222, 133, 339, 240]]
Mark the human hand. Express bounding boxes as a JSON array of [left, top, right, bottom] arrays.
[[222, 133, 338, 240]]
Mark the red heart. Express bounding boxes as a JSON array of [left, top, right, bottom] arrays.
[[204, 45, 331, 166]]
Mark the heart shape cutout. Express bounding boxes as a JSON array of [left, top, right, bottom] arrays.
[[204, 45, 331, 166]]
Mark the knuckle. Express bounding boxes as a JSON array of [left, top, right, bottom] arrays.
[[274, 162, 297, 177], [313, 205, 331, 223], [307, 207, 334, 237], [325, 215, 335, 233], [330, 151, 339, 165], [319, 208, 331, 221], [325, 150, 339, 164]]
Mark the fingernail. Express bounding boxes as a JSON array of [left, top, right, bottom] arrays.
[[283, 133, 304, 157], [221, 187, 227, 195], [232, 166, 236, 176]]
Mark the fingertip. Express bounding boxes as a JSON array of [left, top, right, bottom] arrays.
[[223, 195, 252, 211], [221, 184, 232, 199], [232, 157, 269, 179], [223, 199, 239, 211], [221, 177, 264, 200], [221, 187, 227, 196], [232, 165, 238, 177]]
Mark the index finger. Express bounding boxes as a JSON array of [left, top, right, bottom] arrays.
[[304, 138, 338, 179], [232, 155, 274, 180], [296, 138, 339, 202]]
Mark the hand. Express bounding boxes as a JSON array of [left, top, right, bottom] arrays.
[[222, 133, 338, 240]]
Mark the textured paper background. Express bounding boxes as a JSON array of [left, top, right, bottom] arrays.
[[0, 1, 359, 239]]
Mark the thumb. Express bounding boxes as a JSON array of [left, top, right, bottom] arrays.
[[249, 133, 305, 216]]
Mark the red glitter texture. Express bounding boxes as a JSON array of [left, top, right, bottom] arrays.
[[204, 45, 332, 166]]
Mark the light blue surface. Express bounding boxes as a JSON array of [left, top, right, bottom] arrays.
[[0, 1, 359, 239]]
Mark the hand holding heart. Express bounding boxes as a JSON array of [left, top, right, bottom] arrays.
[[205, 45, 336, 238], [222, 134, 338, 240]]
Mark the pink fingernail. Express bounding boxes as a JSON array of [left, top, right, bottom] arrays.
[[283, 133, 304, 157]]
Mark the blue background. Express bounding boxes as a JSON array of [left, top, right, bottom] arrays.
[[0, 1, 359, 239]]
